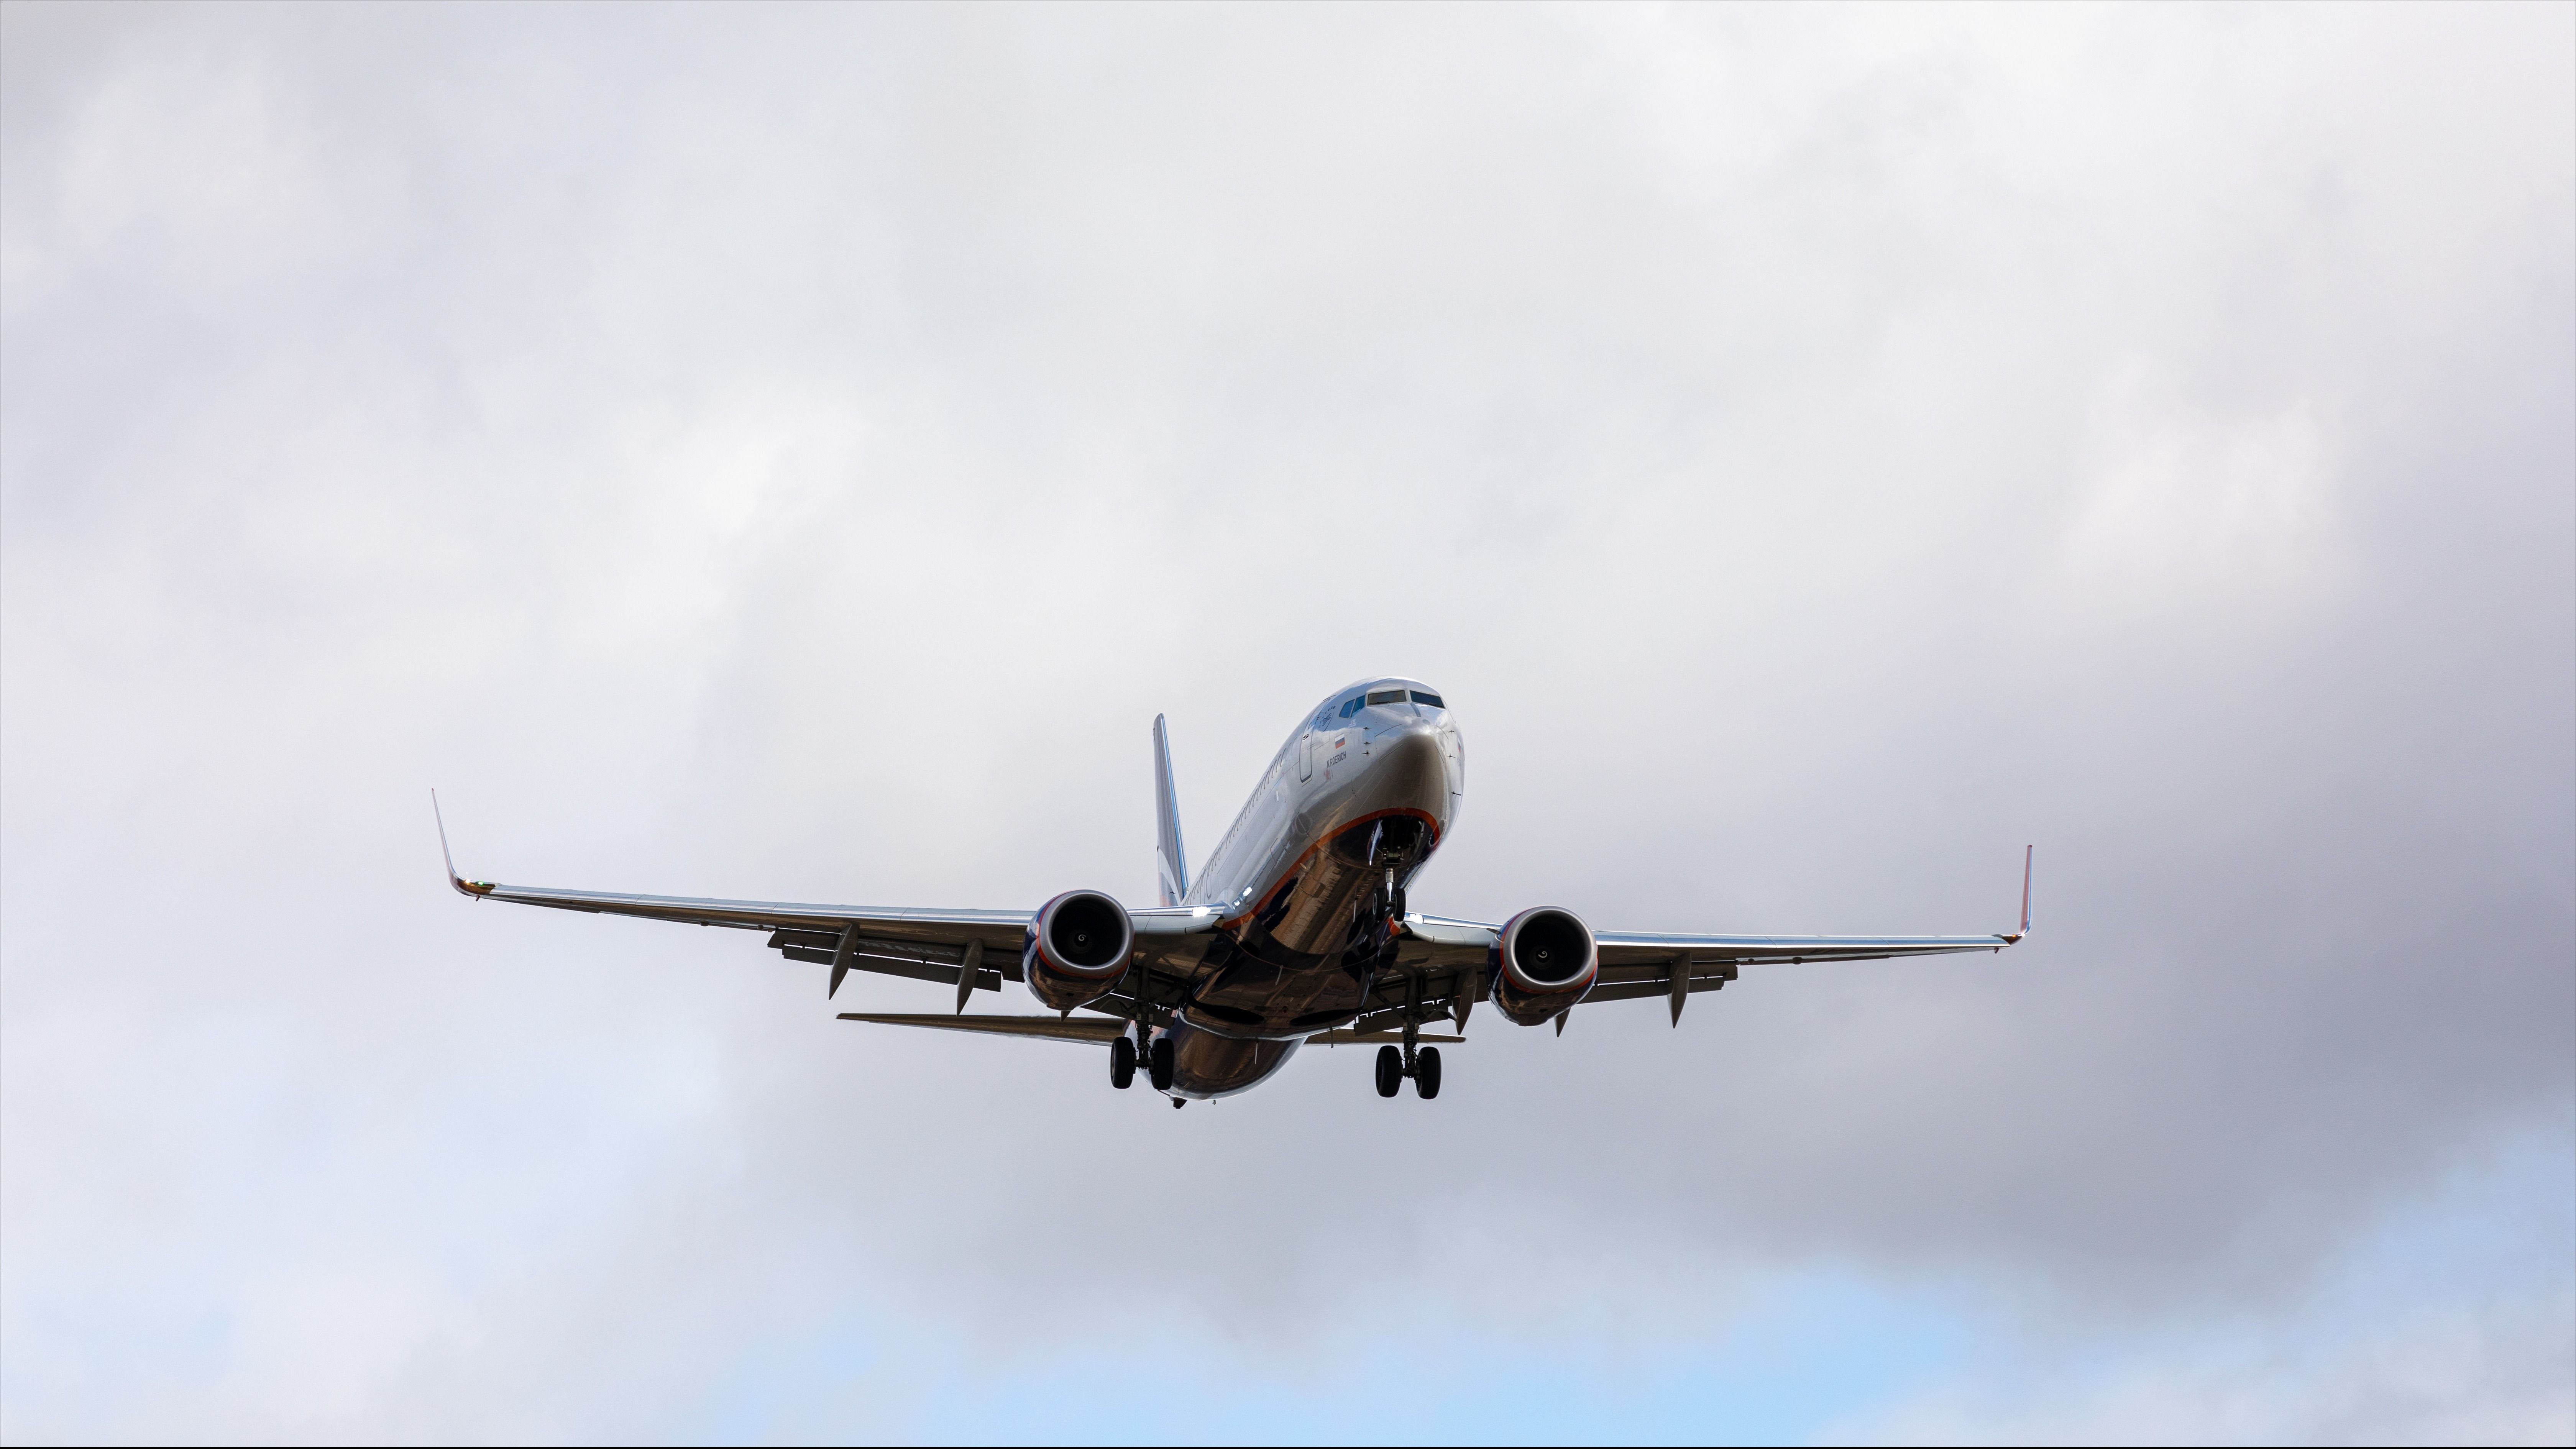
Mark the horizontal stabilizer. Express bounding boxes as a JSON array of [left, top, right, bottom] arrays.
[[1307, 1029, 1464, 1045], [837, 1012, 1126, 1044]]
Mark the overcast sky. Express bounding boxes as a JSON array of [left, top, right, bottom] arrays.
[[3, 3, 2570, 1443]]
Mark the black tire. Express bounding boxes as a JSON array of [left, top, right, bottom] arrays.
[[1110, 1035, 1136, 1090], [1374, 1044, 1403, 1098], [1392, 888, 1407, 921], [1414, 1045, 1442, 1099], [1149, 1035, 1177, 1093]]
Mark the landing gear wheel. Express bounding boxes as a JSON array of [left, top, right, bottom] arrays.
[[1110, 1035, 1136, 1090], [1391, 887, 1407, 921], [1374, 1044, 1403, 1098], [1149, 1035, 1177, 1093], [1413, 1045, 1442, 1099]]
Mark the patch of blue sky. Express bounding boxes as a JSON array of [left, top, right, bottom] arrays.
[[694, 1269, 1976, 1446], [0, 1284, 236, 1438], [1830, 1113, 2576, 1441], [678, 1117, 2574, 1444], [689, 1311, 890, 1445]]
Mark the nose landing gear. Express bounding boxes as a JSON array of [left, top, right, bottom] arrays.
[[1377, 866, 1408, 927]]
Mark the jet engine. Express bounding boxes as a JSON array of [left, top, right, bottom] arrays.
[[1488, 906, 1598, 1026], [1023, 890, 1135, 1012]]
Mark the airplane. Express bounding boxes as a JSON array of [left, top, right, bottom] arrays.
[[437, 678, 2030, 1108]]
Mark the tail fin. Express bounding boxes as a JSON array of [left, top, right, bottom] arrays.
[[1153, 714, 1190, 907]]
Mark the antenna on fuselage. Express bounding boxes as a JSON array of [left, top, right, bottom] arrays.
[[1153, 714, 1190, 907]]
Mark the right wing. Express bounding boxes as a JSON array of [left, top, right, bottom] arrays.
[[1349, 849, 2034, 1033]]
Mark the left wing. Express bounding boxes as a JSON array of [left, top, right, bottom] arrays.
[[433, 793, 1214, 1007]]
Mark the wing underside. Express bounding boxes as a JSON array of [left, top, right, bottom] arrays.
[[1333, 917, 2016, 1035], [1347, 848, 2032, 1034], [437, 797, 2028, 1041], [453, 875, 1225, 1006], [436, 796, 1219, 1010]]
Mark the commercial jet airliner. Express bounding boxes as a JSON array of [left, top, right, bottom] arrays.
[[438, 679, 2029, 1106]]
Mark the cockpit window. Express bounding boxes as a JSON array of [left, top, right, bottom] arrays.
[[1365, 689, 1407, 706], [1409, 691, 1444, 708], [1337, 695, 1365, 719]]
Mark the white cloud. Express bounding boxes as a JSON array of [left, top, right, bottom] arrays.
[[2062, 360, 2343, 622]]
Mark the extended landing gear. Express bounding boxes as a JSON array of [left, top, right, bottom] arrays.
[[1373, 1041, 1443, 1099], [1116, 1018, 1177, 1099]]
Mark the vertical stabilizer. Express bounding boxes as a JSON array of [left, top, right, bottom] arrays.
[[1153, 714, 1190, 907]]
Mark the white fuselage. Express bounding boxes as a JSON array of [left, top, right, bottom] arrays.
[[1156, 678, 1462, 1098]]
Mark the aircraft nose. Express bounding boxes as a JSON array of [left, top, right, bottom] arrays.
[[1369, 719, 1451, 811]]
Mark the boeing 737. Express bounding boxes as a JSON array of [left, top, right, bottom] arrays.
[[438, 679, 2030, 1106]]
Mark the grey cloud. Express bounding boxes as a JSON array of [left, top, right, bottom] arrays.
[[3, 3, 2569, 1441]]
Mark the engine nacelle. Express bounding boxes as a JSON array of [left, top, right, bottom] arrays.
[[1488, 906, 1598, 1026], [1023, 890, 1134, 1012]]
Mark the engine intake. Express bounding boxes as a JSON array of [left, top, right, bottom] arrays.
[[1489, 906, 1598, 1026], [1024, 890, 1134, 1011]]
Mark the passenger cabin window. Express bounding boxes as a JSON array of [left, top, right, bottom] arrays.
[[1409, 691, 1444, 708], [1364, 689, 1407, 706]]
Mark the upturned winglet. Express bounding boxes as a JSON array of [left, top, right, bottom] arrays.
[[2003, 844, 2033, 943], [432, 790, 494, 897]]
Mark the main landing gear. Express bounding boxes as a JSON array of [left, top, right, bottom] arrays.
[[1110, 1035, 1136, 1090], [1374, 1042, 1441, 1099], [1112, 1024, 1180, 1096]]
